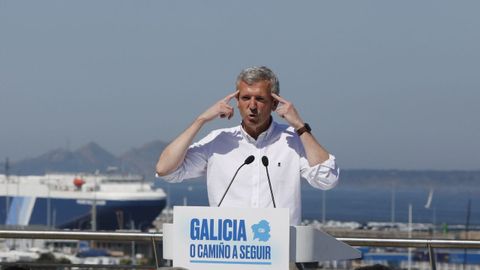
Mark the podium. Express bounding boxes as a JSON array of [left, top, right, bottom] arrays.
[[163, 206, 360, 269]]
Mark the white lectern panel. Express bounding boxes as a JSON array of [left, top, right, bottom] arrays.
[[172, 206, 289, 270]]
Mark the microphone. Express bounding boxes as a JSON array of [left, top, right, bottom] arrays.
[[261, 156, 276, 208], [217, 155, 255, 207]]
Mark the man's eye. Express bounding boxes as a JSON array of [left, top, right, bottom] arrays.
[[241, 96, 250, 101]]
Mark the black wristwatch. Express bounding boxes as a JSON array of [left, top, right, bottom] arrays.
[[295, 123, 311, 136]]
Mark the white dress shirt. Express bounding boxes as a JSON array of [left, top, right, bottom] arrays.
[[160, 121, 339, 225]]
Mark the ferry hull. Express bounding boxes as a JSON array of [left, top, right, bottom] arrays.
[[0, 196, 166, 231]]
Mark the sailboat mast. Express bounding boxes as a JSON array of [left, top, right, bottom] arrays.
[[5, 158, 10, 216]]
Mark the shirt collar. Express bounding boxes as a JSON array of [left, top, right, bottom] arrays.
[[240, 118, 276, 144]]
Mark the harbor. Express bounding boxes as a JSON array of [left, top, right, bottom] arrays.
[[1, 171, 480, 269]]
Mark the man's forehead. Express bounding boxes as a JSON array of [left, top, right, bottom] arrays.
[[237, 80, 272, 94]]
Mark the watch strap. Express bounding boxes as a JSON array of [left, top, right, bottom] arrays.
[[296, 123, 311, 136]]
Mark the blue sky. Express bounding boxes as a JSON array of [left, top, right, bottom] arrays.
[[1, 1, 479, 170]]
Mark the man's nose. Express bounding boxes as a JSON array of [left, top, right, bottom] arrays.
[[248, 99, 257, 110]]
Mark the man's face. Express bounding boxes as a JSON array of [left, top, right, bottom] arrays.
[[236, 80, 277, 135]]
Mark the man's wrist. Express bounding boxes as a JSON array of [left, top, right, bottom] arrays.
[[195, 116, 209, 125], [291, 120, 305, 130], [295, 123, 312, 136]]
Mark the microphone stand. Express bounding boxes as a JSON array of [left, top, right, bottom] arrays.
[[218, 155, 255, 207], [262, 156, 276, 208]]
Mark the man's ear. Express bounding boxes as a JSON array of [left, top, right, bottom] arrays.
[[272, 100, 279, 111], [235, 93, 240, 107]]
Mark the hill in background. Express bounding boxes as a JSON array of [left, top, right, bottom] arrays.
[[1, 141, 479, 189], [0, 141, 167, 178]]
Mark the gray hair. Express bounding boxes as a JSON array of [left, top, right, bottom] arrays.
[[236, 66, 280, 95]]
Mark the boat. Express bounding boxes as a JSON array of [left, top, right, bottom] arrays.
[[0, 173, 167, 231]]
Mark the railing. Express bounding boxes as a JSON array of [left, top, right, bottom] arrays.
[[2, 230, 480, 270], [339, 237, 480, 270]]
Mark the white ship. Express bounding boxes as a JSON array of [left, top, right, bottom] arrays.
[[0, 173, 167, 231]]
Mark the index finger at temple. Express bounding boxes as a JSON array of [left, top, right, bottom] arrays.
[[224, 90, 239, 103], [271, 92, 287, 103]]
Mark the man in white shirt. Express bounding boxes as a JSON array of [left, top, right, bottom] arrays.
[[156, 66, 339, 225]]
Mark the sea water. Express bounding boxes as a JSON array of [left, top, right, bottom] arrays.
[[155, 179, 480, 226]]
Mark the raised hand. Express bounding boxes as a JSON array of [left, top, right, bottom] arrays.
[[271, 93, 304, 129], [157, 90, 239, 176], [198, 90, 239, 122]]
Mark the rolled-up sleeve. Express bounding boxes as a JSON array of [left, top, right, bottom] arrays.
[[155, 137, 211, 183], [301, 154, 340, 190]]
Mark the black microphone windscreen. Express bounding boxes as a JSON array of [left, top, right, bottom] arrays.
[[262, 156, 269, 167], [244, 155, 255, 165]]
